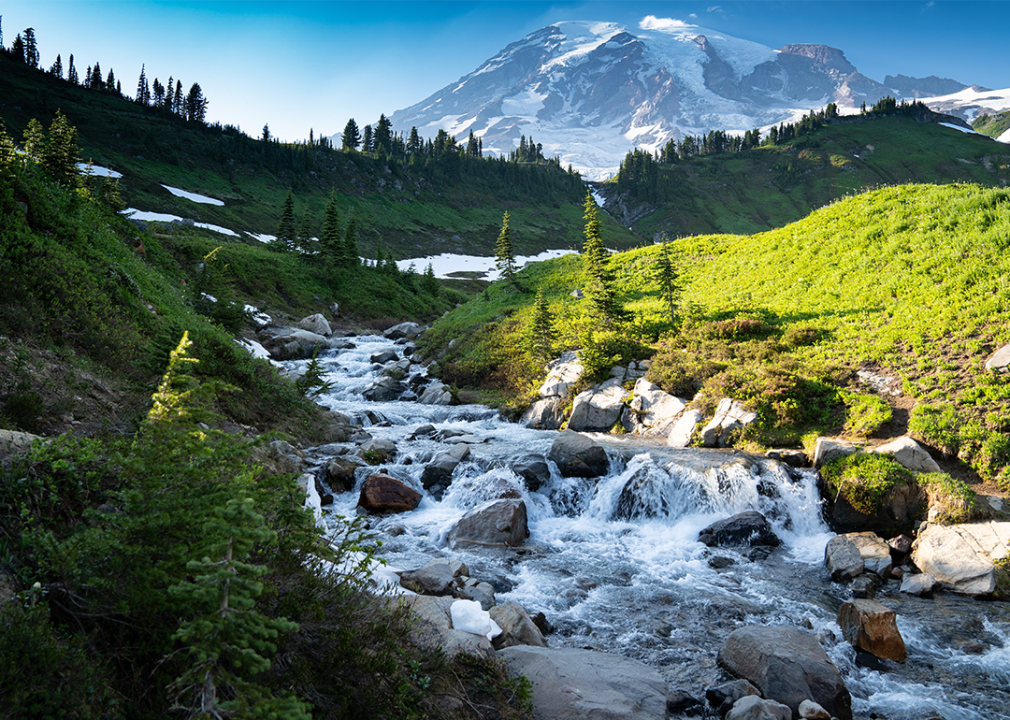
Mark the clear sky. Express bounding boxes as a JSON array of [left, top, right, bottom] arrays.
[[2, 1, 1008, 143]]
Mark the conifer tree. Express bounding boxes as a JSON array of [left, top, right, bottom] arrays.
[[320, 194, 343, 265], [655, 238, 680, 326], [22, 118, 46, 161], [297, 208, 315, 255], [494, 211, 518, 287], [23, 27, 38, 67], [11, 33, 24, 63], [529, 289, 556, 363], [136, 64, 149, 104], [581, 190, 623, 325], [374, 114, 392, 154], [362, 125, 373, 153], [67, 54, 78, 85], [185, 82, 208, 122], [152, 78, 164, 105], [407, 126, 421, 154], [341, 118, 360, 150], [164, 76, 174, 110], [421, 263, 439, 297], [41, 111, 80, 185], [343, 214, 359, 266], [174, 80, 184, 114], [275, 191, 297, 252], [50, 53, 63, 78]]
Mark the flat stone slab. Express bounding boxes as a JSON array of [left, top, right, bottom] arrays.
[[985, 344, 1010, 372]]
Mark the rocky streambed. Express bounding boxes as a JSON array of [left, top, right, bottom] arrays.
[[258, 324, 1009, 720]]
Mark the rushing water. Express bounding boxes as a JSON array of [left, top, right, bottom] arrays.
[[285, 334, 1010, 720]]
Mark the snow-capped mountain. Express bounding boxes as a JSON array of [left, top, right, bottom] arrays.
[[388, 17, 973, 178]]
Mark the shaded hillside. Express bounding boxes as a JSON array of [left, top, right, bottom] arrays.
[[601, 112, 1010, 240], [0, 52, 639, 259]]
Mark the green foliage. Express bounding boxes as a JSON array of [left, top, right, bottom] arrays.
[[528, 289, 556, 363], [908, 403, 961, 456], [295, 350, 334, 399], [917, 472, 977, 525], [581, 191, 625, 326], [577, 328, 647, 383], [495, 211, 518, 286], [645, 344, 725, 398], [841, 391, 892, 438], [821, 453, 915, 515], [995, 557, 1010, 600]]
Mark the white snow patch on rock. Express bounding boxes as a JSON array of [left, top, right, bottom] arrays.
[[450, 599, 503, 640]]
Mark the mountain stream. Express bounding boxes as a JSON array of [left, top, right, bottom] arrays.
[[286, 334, 1010, 720]]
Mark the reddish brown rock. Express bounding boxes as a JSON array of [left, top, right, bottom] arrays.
[[837, 599, 907, 663], [357, 473, 421, 514]]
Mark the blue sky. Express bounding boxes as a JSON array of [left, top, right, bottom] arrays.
[[3, 1, 1008, 142]]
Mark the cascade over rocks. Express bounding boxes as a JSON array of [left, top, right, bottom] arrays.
[[447, 498, 529, 549], [717, 625, 852, 720], [837, 599, 907, 662], [699, 511, 781, 548], [513, 454, 551, 492], [357, 473, 421, 514], [420, 443, 471, 497], [548, 431, 609, 478], [498, 645, 668, 720]]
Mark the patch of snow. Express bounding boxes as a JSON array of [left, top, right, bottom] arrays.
[[450, 599, 502, 640], [77, 163, 123, 178], [124, 209, 183, 223], [501, 86, 548, 117], [195, 222, 239, 237], [396, 248, 577, 281], [939, 122, 983, 136], [234, 337, 273, 361], [247, 232, 276, 244], [244, 304, 273, 328], [999, 127, 1010, 144], [201, 292, 218, 303], [161, 184, 225, 206]]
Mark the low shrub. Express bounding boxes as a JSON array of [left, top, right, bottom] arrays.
[[908, 403, 961, 455], [821, 453, 915, 515], [842, 392, 892, 438], [645, 347, 725, 398], [917, 472, 976, 525]]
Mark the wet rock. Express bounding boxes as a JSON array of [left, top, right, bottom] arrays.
[[666, 690, 704, 717], [420, 443, 471, 492], [869, 436, 941, 474], [900, 572, 936, 596], [489, 601, 547, 649], [297, 313, 331, 336], [513, 454, 551, 492], [418, 381, 453, 405], [850, 574, 879, 598], [369, 348, 399, 364], [667, 408, 703, 448], [325, 456, 362, 493], [404, 594, 494, 658], [766, 449, 808, 468], [718, 625, 852, 720], [522, 397, 567, 429], [826, 479, 924, 535], [357, 473, 421, 514], [499, 645, 668, 720], [364, 376, 404, 401], [911, 523, 998, 595], [825, 535, 864, 581], [798, 699, 831, 720], [549, 431, 609, 478], [567, 378, 627, 432], [837, 599, 907, 662], [361, 437, 397, 464], [447, 498, 528, 549], [400, 558, 460, 595], [384, 321, 423, 340], [458, 578, 495, 610], [409, 423, 436, 439], [699, 511, 781, 548], [812, 437, 857, 469], [726, 696, 791, 720], [706, 679, 761, 716], [709, 555, 737, 569], [888, 534, 914, 560]]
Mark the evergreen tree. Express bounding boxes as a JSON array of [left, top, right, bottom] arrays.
[[343, 214, 359, 266], [362, 125, 373, 153], [91, 61, 103, 89], [22, 27, 38, 68], [373, 114, 392, 154], [341, 118, 361, 150], [22, 118, 46, 161], [50, 53, 62, 78], [174, 80, 184, 115], [320, 194, 344, 265], [152, 77, 165, 105], [297, 208, 315, 254], [421, 263, 439, 297], [164, 76, 174, 110], [67, 54, 78, 85], [407, 126, 421, 154], [529, 289, 556, 363], [185, 82, 208, 122], [41, 111, 80, 185], [655, 238, 680, 326], [136, 64, 149, 104], [11, 33, 24, 62], [494, 211, 518, 287], [581, 190, 623, 325], [275, 191, 297, 252], [261, 124, 270, 142]]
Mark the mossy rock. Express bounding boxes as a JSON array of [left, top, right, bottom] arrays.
[[821, 453, 924, 533]]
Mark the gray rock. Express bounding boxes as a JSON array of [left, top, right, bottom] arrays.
[[869, 436, 941, 474], [718, 625, 852, 720], [567, 379, 627, 432], [899, 572, 936, 596], [706, 679, 761, 716], [667, 408, 703, 448], [798, 699, 831, 720], [400, 558, 459, 595], [537, 351, 583, 398], [0, 429, 43, 464], [825, 535, 865, 581], [489, 601, 547, 649], [324, 456, 362, 493], [447, 499, 528, 549], [459, 578, 496, 610], [911, 523, 998, 595], [837, 599, 907, 662], [766, 449, 809, 468], [699, 511, 781, 548], [845, 532, 893, 576], [628, 378, 687, 434], [522, 397, 567, 430], [361, 437, 397, 464], [548, 431, 609, 478], [499, 645, 668, 720], [726, 696, 792, 720], [384, 321, 423, 340], [258, 327, 328, 360], [420, 443, 471, 491], [364, 376, 404, 402], [370, 349, 399, 364], [812, 437, 857, 469], [985, 343, 1010, 372], [418, 381, 453, 405], [701, 398, 759, 447], [297, 313, 331, 336], [513, 454, 551, 492], [404, 595, 494, 658]]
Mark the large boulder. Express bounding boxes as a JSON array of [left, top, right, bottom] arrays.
[[357, 473, 421, 514], [420, 443, 471, 494], [403, 595, 494, 658], [824, 535, 865, 581], [447, 499, 529, 549], [297, 313, 331, 336], [418, 381, 453, 405], [812, 437, 858, 469], [667, 408, 703, 448], [399, 558, 465, 595], [258, 327, 328, 360], [489, 601, 547, 649], [513, 454, 551, 492], [567, 378, 627, 432], [324, 456, 362, 494], [869, 436, 941, 474], [628, 378, 687, 434], [0, 429, 42, 465], [900, 572, 936, 596], [845, 532, 893, 576], [537, 351, 584, 398], [699, 511, 781, 548], [364, 376, 404, 402], [718, 625, 852, 720], [910, 522, 1006, 595], [701, 398, 758, 448], [837, 599, 907, 662], [522, 397, 567, 430], [548, 431, 609, 478], [498, 646, 668, 720], [384, 321, 423, 340]]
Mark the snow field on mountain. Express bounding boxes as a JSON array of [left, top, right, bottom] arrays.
[[161, 184, 225, 205]]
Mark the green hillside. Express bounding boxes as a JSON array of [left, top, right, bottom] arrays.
[[603, 111, 1010, 241], [421, 183, 1010, 491], [973, 109, 1010, 139], [0, 52, 639, 260]]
